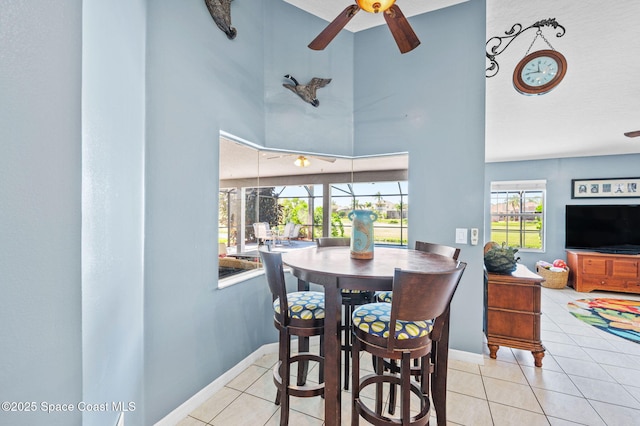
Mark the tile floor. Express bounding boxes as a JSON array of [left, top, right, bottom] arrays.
[[177, 287, 640, 425]]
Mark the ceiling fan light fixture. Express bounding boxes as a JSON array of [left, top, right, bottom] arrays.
[[356, 0, 395, 13], [294, 155, 311, 167]]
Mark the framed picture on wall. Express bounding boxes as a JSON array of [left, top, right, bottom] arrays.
[[571, 177, 640, 199]]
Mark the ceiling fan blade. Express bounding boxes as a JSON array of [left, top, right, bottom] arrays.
[[384, 5, 421, 54], [624, 130, 640, 138], [313, 155, 337, 163], [308, 5, 360, 51]]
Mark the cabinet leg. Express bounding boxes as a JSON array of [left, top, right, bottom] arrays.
[[532, 350, 544, 367], [488, 344, 499, 359]]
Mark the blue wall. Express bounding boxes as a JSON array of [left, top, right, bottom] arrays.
[[0, 1, 83, 425], [353, 2, 487, 353], [81, 1, 146, 425], [486, 153, 640, 269], [144, 1, 272, 423]]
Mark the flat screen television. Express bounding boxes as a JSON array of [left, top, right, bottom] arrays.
[[565, 204, 640, 254]]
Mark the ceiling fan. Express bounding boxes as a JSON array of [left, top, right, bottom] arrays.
[[624, 130, 640, 138], [308, 0, 421, 54], [265, 153, 337, 168]]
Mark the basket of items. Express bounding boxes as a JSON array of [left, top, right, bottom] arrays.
[[536, 259, 570, 289]]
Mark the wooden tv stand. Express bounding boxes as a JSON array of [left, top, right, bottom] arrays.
[[566, 250, 640, 294]]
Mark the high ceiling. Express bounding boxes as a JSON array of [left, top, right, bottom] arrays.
[[284, 0, 640, 163]]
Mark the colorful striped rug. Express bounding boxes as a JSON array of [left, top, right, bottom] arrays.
[[568, 298, 640, 344]]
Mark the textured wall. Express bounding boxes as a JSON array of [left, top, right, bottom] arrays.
[[0, 1, 83, 425], [81, 1, 146, 425]]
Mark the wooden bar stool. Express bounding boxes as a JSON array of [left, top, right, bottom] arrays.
[[351, 263, 466, 426], [374, 241, 460, 421], [317, 237, 374, 390], [260, 249, 325, 426]]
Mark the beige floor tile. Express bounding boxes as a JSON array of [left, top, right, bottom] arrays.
[[188, 386, 241, 422], [264, 407, 324, 426], [226, 364, 269, 392], [569, 375, 640, 409], [601, 363, 640, 387], [483, 376, 543, 413], [254, 352, 279, 369], [540, 329, 576, 345], [623, 384, 640, 404], [288, 392, 325, 419], [589, 400, 640, 426], [569, 334, 618, 351], [511, 349, 562, 372], [543, 340, 592, 361], [521, 365, 581, 396], [446, 391, 493, 426], [488, 402, 549, 426], [587, 347, 638, 369], [553, 356, 615, 382], [547, 416, 588, 425], [209, 393, 278, 426], [244, 367, 277, 402], [448, 358, 481, 374], [479, 359, 528, 385], [532, 388, 605, 426], [448, 368, 486, 399], [175, 416, 208, 426]]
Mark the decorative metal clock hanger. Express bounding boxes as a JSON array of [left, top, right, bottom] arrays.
[[486, 18, 568, 95]]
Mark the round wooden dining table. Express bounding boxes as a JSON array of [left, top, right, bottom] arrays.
[[282, 246, 459, 426]]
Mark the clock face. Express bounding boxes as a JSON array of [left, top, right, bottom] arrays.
[[513, 49, 567, 95], [521, 56, 558, 87]]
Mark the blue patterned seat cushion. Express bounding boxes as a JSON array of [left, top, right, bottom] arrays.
[[352, 302, 433, 339], [273, 291, 325, 320], [375, 291, 393, 303]]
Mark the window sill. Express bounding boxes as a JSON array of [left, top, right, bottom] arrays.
[[218, 268, 265, 289]]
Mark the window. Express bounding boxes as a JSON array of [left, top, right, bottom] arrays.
[[490, 180, 546, 251], [218, 134, 408, 283]]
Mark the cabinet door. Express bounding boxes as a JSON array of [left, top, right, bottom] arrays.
[[582, 257, 607, 275], [487, 282, 537, 312], [612, 259, 639, 278]]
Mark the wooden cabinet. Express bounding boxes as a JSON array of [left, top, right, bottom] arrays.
[[485, 264, 545, 367], [566, 250, 640, 294]]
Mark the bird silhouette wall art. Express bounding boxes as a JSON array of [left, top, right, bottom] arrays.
[[204, 0, 236, 40], [283, 75, 331, 107]]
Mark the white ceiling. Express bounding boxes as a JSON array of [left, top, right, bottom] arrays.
[[283, 0, 640, 163], [220, 137, 408, 180]]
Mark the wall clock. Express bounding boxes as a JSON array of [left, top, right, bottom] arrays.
[[513, 49, 567, 95]]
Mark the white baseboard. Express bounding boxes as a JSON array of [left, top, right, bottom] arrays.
[[154, 342, 278, 426], [448, 348, 484, 365]]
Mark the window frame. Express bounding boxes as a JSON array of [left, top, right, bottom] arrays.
[[490, 180, 546, 253]]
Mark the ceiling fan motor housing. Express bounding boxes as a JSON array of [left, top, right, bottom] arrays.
[[357, 0, 396, 13]]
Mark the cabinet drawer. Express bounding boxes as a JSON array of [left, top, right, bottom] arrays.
[[487, 310, 539, 341], [581, 277, 628, 291], [582, 258, 607, 275], [487, 282, 537, 312], [612, 260, 640, 278]]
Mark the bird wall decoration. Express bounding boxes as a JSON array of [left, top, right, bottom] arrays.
[[283, 75, 332, 107], [204, 0, 236, 40]]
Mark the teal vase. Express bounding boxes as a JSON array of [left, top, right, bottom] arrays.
[[348, 210, 377, 259]]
